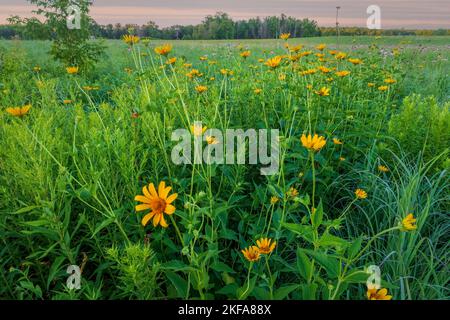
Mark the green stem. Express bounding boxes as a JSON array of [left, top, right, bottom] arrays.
[[310, 151, 316, 209], [239, 262, 253, 300], [265, 256, 274, 299]]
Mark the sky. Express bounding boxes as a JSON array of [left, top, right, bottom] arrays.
[[1, 0, 449, 29]]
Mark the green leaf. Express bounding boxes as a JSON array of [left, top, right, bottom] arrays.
[[274, 284, 299, 300], [162, 260, 196, 272], [296, 248, 313, 281], [318, 231, 349, 249], [343, 270, 369, 284], [46, 256, 66, 290], [301, 249, 340, 279], [211, 261, 235, 273], [216, 283, 238, 296], [166, 271, 188, 298], [91, 217, 115, 238], [13, 205, 41, 214], [311, 200, 324, 228], [253, 287, 271, 300], [347, 237, 363, 259], [236, 275, 257, 300], [300, 283, 318, 300], [22, 220, 49, 227], [281, 223, 314, 243], [299, 194, 310, 207]]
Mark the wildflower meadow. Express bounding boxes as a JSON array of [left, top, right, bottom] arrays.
[[0, 32, 449, 301]]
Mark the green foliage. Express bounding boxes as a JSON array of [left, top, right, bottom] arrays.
[[28, 0, 105, 68], [388, 94, 450, 170], [107, 244, 160, 299], [0, 36, 448, 300]]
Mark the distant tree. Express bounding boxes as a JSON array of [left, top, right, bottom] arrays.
[[27, 0, 105, 68], [141, 20, 160, 38]]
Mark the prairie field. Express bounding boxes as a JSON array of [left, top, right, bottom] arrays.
[[0, 35, 449, 300]]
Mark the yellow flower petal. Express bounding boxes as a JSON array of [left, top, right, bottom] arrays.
[[148, 183, 158, 197], [159, 214, 169, 228], [141, 212, 155, 226], [134, 195, 151, 204], [153, 213, 161, 227], [160, 186, 172, 200], [135, 203, 151, 211], [166, 193, 178, 204], [164, 204, 176, 215], [158, 181, 166, 196]]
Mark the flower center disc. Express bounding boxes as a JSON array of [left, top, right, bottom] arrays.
[[151, 198, 166, 213]]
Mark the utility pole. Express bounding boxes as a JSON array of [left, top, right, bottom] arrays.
[[336, 6, 341, 49]]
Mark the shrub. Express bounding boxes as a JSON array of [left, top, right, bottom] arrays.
[[388, 94, 450, 170]]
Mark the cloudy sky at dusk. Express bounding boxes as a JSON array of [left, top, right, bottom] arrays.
[[1, 0, 449, 29]]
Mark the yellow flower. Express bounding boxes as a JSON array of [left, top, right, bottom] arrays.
[[299, 51, 312, 57], [289, 44, 303, 52], [166, 57, 177, 65], [318, 66, 332, 73], [183, 63, 192, 68], [195, 85, 208, 93], [254, 88, 262, 94], [333, 138, 343, 145], [242, 246, 260, 262], [378, 85, 389, 91], [270, 196, 279, 204], [378, 165, 389, 172], [33, 66, 41, 72], [339, 157, 346, 161], [5, 104, 31, 117], [355, 189, 367, 199], [300, 68, 317, 76], [206, 136, 218, 145], [199, 55, 208, 61], [316, 43, 326, 51], [265, 56, 283, 68], [154, 44, 172, 56], [63, 99, 73, 104], [329, 50, 338, 55], [66, 66, 79, 74], [348, 58, 363, 65], [367, 288, 392, 300], [135, 181, 177, 228], [190, 124, 207, 137], [301, 133, 327, 151], [335, 52, 347, 60], [186, 69, 203, 79], [256, 238, 276, 254], [368, 82, 375, 87], [384, 78, 397, 84], [240, 50, 251, 58], [220, 68, 233, 76], [280, 33, 291, 40], [401, 213, 417, 231], [123, 34, 140, 45], [278, 73, 286, 81], [335, 70, 351, 77], [286, 187, 298, 198], [314, 87, 330, 96]]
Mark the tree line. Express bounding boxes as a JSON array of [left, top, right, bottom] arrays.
[[1, 11, 449, 40], [1, 12, 321, 40]]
